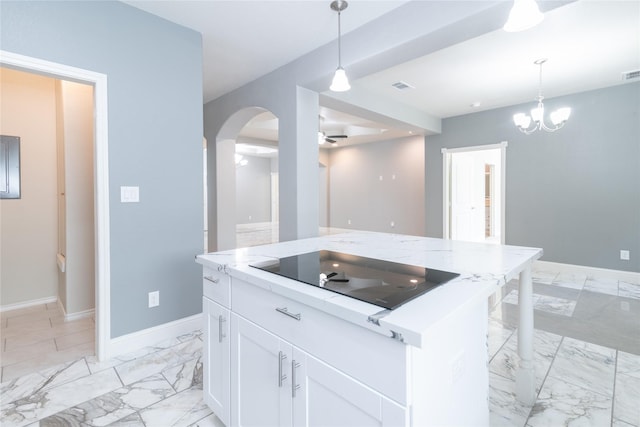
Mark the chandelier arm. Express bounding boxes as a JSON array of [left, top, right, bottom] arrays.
[[539, 121, 566, 133], [517, 125, 539, 135]]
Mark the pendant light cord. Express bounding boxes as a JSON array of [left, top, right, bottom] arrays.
[[337, 10, 342, 68]]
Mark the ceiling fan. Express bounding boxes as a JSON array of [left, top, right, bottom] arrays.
[[322, 132, 348, 144]]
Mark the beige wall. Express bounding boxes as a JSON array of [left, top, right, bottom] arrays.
[[57, 80, 95, 314], [0, 69, 95, 313], [0, 68, 59, 306]]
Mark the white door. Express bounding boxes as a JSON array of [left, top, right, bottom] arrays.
[[293, 348, 407, 427], [203, 298, 230, 426], [450, 152, 485, 242], [444, 143, 506, 244], [231, 315, 292, 427]]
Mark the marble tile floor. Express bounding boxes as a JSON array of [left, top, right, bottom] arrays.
[[1, 303, 95, 383], [0, 330, 219, 427], [1, 267, 638, 426], [489, 269, 640, 426]]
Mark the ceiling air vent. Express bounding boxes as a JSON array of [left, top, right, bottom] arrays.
[[622, 70, 640, 81], [391, 81, 415, 91]]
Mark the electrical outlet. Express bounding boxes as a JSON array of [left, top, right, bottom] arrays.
[[390, 221, 395, 228], [348, 219, 351, 225], [620, 250, 630, 261], [148, 291, 159, 308]]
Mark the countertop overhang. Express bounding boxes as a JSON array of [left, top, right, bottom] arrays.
[[196, 231, 542, 348]]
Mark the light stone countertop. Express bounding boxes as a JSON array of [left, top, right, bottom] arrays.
[[196, 230, 542, 348]]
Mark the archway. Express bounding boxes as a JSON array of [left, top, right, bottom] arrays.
[[207, 107, 279, 251]]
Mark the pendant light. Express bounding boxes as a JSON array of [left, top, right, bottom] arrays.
[[513, 59, 571, 134], [503, 0, 544, 32], [330, 0, 350, 92]]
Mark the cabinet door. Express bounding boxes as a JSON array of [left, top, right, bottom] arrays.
[[231, 315, 293, 427], [203, 298, 230, 426], [293, 348, 408, 427]]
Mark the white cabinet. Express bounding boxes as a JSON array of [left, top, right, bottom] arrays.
[[203, 268, 231, 426], [231, 315, 291, 426], [203, 298, 230, 426], [201, 270, 489, 427], [293, 347, 407, 427], [231, 315, 407, 427]]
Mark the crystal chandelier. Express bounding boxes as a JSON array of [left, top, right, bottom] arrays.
[[513, 59, 571, 135]]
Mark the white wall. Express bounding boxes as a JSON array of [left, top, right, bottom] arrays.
[[0, 67, 58, 306]]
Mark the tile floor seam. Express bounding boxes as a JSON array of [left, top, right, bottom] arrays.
[[112, 362, 126, 388], [488, 328, 515, 365], [544, 370, 616, 401], [524, 334, 565, 426], [611, 349, 618, 427]]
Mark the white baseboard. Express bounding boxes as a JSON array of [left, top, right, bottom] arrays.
[[56, 299, 95, 322], [0, 296, 58, 313], [65, 309, 95, 321], [106, 313, 203, 360], [534, 260, 640, 284]]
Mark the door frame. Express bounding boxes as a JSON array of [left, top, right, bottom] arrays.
[[1, 50, 111, 360], [442, 141, 507, 244]]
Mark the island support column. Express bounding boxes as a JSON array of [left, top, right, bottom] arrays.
[[516, 265, 536, 405]]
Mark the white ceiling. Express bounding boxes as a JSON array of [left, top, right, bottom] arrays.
[[358, 0, 640, 119], [122, 0, 407, 103], [123, 0, 640, 147]]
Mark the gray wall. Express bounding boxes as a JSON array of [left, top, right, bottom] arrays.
[[236, 155, 272, 224], [329, 136, 425, 236], [426, 83, 640, 273], [203, 1, 516, 251], [1, 1, 205, 337]]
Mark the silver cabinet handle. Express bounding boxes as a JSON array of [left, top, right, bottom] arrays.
[[275, 307, 301, 321], [218, 315, 226, 343], [278, 351, 287, 387], [204, 276, 219, 284], [292, 360, 301, 398]]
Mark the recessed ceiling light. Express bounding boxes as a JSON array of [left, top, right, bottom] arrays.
[[470, 102, 481, 108]]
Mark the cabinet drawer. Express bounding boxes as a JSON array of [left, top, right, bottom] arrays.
[[232, 278, 409, 405], [203, 268, 230, 308]]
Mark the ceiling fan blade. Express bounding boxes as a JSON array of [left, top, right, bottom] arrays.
[[325, 137, 337, 143], [325, 134, 348, 139]]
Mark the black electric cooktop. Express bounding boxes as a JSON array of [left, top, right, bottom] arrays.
[[249, 250, 459, 310]]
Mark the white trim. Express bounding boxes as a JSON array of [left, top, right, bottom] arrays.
[[1, 50, 111, 361], [441, 141, 508, 155], [442, 151, 450, 239], [0, 296, 58, 313], [107, 314, 203, 359], [56, 298, 95, 322], [534, 260, 640, 284], [442, 141, 508, 243], [65, 309, 95, 321]]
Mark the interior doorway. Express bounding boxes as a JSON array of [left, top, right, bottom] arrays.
[[443, 142, 507, 244], [1, 50, 111, 361]]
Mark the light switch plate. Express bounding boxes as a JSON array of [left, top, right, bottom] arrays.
[[121, 186, 139, 203]]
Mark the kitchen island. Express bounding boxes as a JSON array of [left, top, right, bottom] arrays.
[[196, 231, 542, 427]]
